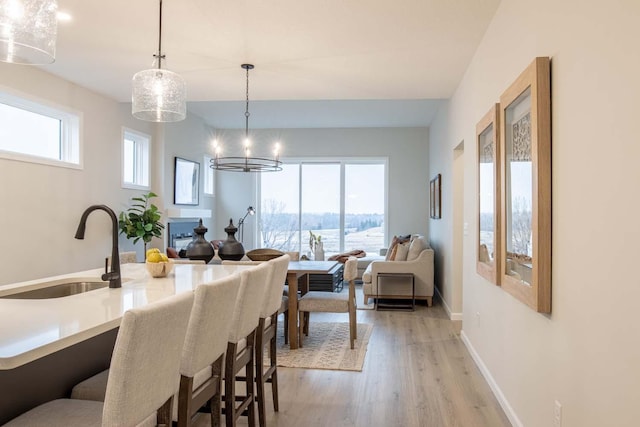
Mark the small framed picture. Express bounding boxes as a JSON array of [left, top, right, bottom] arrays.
[[174, 157, 200, 205], [430, 174, 441, 219]]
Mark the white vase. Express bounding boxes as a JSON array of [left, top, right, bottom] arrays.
[[314, 247, 325, 261]]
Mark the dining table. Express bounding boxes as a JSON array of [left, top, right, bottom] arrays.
[[285, 260, 339, 349]]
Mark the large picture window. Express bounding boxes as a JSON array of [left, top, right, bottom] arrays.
[[259, 159, 386, 258]]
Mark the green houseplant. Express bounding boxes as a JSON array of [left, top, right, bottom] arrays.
[[118, 192, 164, 258]]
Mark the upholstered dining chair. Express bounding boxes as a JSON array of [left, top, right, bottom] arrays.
[[69, 275, 242, 427], [5, 291, 194, 427], [255, 254, 290, 427], [224, 262, 271, 427], [298, 256, 358, 349]]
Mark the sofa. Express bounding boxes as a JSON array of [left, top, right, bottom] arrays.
[[362, 235, 434, 306]]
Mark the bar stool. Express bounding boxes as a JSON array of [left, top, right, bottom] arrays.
[[298, 256, 358, 349], [5, 291, 194, 426], [69, 276, 243, 427], [224, 262, 271, 427], [255, 254, 290, 427], [175, 274, 241, 426]]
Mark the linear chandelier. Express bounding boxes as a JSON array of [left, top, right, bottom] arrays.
[[131, 0, 186, 122], [210, 64, 282, 172], [0, 0, 58, 64]]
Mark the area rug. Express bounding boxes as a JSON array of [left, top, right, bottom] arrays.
[[271, 322, 373, 371]]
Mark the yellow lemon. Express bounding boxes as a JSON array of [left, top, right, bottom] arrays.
[[147, 252, 163, 263], [160, 253, 169, 262], [146, 248, 161, 257]]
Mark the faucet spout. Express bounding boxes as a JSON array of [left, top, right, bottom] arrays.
[[75, 205, 121, 289]]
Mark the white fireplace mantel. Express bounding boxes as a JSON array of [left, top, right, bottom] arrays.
[[166, 208, 212, 219]]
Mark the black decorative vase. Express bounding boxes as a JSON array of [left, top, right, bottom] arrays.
[[185, 219, 215, 264], [217, 219, 245, 261]]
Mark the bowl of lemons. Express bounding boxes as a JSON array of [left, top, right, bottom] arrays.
[[145, 248, 174, 278]]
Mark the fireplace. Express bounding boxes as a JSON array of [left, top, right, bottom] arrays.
[[167, 221, 199, 251]]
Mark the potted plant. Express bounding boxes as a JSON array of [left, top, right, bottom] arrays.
[[309, 231, 324, 261], [118, 192, 164, 259]]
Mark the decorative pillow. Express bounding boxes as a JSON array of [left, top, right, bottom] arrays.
[[387, 243, 399, 261], [407, 236, 426, 261], [385, 236, 399, 261], [394, 242, 410, 261], [166, 247, 179, 258]]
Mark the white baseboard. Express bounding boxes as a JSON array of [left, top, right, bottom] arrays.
[[460, 330, 522, 427], [435, 287, 463, 321]]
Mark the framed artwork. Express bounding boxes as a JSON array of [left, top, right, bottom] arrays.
[[174, 157, 200, 205], [477, 104, 501, 285], [499, 57, 551, 313], [430, 174, 441, 219]]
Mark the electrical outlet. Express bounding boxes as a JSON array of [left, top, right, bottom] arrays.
[[554, 400, 562, 427]]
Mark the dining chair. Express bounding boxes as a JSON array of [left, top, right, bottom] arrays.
[[5, 291, 194, 426], [224, 262, 271, 427], [298, 256, 358, 349], [255, 254, 290, 427], [69, 276, 242, 427]]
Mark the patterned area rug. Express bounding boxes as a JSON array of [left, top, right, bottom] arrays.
[[271, 322, 373, 371]]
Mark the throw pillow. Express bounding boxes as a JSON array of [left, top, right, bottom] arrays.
[[385, 236, 399, 261], [166, 247, 179, 258], [407, 236, 426, 261], [394, 242, 410, 261]]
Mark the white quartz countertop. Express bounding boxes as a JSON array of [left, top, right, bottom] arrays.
[[0, 263, 252, 370]]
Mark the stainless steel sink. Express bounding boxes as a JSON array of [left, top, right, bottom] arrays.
[[0, 281, 109, 299]]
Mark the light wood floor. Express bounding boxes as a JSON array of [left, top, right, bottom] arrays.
[[195, 296, 511, 427]]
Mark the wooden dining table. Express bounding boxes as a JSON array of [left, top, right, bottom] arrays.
[[286, 260, 339, 349]]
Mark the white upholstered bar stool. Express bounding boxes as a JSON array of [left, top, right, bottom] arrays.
[[298, 256, 358, 349], [5, 292, 194, 427], [69, 276, 242, 427], [224, 262, 271, 427], [175, 273, 241, 427], [255, 254, 290, 427]]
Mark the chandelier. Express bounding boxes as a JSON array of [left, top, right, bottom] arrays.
[[0, 0, 58, 64], [131, 0, 186, 122], [210, 64, 282, 172]]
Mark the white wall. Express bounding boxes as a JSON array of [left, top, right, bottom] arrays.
[[429, 0, 640, 426], [214, 127, 430, 250], [162, 113, 216, 241], [0, 63, 156, 286]]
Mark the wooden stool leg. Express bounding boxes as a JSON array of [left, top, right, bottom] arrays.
[[298, 311, 305, 348]]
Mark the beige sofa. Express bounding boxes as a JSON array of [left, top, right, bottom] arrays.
[[362, 236, 434, 306]]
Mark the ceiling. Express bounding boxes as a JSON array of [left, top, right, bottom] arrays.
[[46, 0, 500, 128]]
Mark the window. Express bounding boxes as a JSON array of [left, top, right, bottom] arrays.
[[260, 159, 386, 257], [0, 90, 81, 167], [122, 128, 150, 189], [203, 155, 215, 196]]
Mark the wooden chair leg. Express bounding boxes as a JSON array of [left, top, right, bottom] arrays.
[[157, 396, 173, 427], [283, 311, 289, 345], [256, 320, 266, 427], [348, 307, 356, 350], [270, 327, 279, 412], [224, 342, 237, 427], [211, 357, 223, 427], [304, 312, 309, 335], [298, 311, 305, 348]]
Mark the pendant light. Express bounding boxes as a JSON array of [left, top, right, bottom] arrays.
[[0, 0, 58, 64], [132, 0, 186, 122], [210, 64, 282, 172]]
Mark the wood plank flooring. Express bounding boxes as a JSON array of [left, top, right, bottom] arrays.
[[195, 295, 511, 427]]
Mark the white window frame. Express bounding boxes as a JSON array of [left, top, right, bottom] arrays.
[[203, 155, 215, 197], [0, 87, 82, 169], [258, 156, 388, 253], [121, 127, 151, 190]]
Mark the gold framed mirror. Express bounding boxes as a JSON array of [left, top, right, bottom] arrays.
[[477, 104, 500, 284], [499, 57, 551, 313]]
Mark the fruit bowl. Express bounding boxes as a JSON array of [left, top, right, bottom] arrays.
[[145, 261, 174, 278]]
